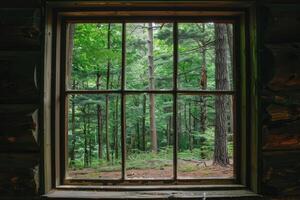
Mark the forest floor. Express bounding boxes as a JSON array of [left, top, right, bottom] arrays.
[[68, 159, 233, 179]]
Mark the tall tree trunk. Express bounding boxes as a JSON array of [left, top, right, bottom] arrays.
[[142, 94, 146, 151], [82, 106, 88, 167], [199, 24, 208, 159], [168, 116, 172, 146], [188, 102, 193, 152], [68, 24, 76, 166], [166, 116, 170, 146], [199, 44, 207, 158], [226, 24, 234, 136], [87, 105, 92, 167], [105, 23, 111, 161], [70, 80, 76, 166], [114, 96, 119, 159], [147, 23, 157, 153], [96, 73, 103, 159], [136, 121, 140, 150], [199, 48, 207, 133], [214, 24, 230, 166]]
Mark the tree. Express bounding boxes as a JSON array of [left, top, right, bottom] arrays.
[[68, 24, 76, 166], [213, 24, 230, 166], [105, 24, 111, 162], [147, 23, 158, 153], [226, 24, 234, 136]]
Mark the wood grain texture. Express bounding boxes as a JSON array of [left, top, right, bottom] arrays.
[[262, 151, 300, 196], [260, 3, 300, 197], [0, 9, 41, 50], [263, 120, 300, 150], [0, 168, 37, 195], [0, 55, 39, 104], [266, 43, 300, 92]]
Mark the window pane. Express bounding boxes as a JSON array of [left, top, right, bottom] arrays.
[[177, 95, 234, 179], [126, 23, 173, 90], [66, 94, 121, 179], [178, 23, 234, 91], [66, 23, 122, 90], [125, 94, 173, 179]]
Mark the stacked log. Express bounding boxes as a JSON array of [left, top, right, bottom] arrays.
[[0, 1, 41, 198], [260, 4, 300, 198]]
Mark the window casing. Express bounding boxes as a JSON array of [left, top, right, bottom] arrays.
[[44, 1, 258, 193]]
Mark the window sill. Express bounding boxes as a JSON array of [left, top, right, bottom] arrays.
[[43, 189, 263, 199]]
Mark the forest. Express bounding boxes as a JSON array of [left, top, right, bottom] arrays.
[[66, 22, 234, 179]]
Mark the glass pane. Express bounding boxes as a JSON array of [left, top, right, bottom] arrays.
[[126, 23, 173, 90], [125, 94, 173, 179], [178, 23, 234, 91], [66, 23, 122, 90], [177, 95, 234, 179], [66, 94, 121, 179]]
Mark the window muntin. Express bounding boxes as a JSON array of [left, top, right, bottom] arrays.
[[63, 20, 236, 183]]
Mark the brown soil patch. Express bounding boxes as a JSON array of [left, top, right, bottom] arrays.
[[68, 160, 233, 179]]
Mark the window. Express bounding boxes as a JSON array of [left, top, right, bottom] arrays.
[[45, 2, 257, 193], [65, 21, 235, 182]]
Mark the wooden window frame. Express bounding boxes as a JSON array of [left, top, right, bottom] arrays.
[[43, 1, 259, 195]]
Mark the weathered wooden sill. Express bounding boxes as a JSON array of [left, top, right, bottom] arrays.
[[43, 189, 263, 199]]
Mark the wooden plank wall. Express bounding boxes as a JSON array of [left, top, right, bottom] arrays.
[[0, 0, 42, 199], [259, 2, 300, 199]]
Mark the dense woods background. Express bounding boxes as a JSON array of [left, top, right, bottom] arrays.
[[66, 22, 234, 179]]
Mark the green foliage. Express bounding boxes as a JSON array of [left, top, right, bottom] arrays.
[[67, 22, 234, 173]]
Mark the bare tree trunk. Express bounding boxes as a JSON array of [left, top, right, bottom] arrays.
[[199, 45, 207, 159], [226, 24, 234, 136], [70, 80, 76, 166], [142, 94, 146, 151], [105, 23, 111, 161], [82, 106, 88, 167], [87, 104, 92, 166], [136, 121, 140, 150], [147, 23, 157, 153], [214, 24, 230, 166], [188, 102, 193, 152], [96, 73, 103, 159], [199, 49, 207, 133], [67, 24, 76, 166], [166, 117, 170, 146], [168, 116, 172, 146], [114, 96, 119, 159]]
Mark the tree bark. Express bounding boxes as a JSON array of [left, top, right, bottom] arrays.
[[114, 96, 119, 159], [188, 101, 193, 152], [105, 23, 111, 162], [147, 23, 158, 153], [87, 104, 92, 166], [226, 24, 234, 136], [96, 73, 103, 159], [142, 94, 146, 151], [82, 106, 88, 167], [214, 24, 230, 166], [68, 24, 76, 166]]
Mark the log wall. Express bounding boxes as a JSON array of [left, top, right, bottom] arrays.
[[0, 0, 42, 199], [259, 2, 300, 199]]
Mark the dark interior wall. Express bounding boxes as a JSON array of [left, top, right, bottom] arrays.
[[0, 1, 299, 199], [0, 0, 42, 199], [259, 2, 300, 199]]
